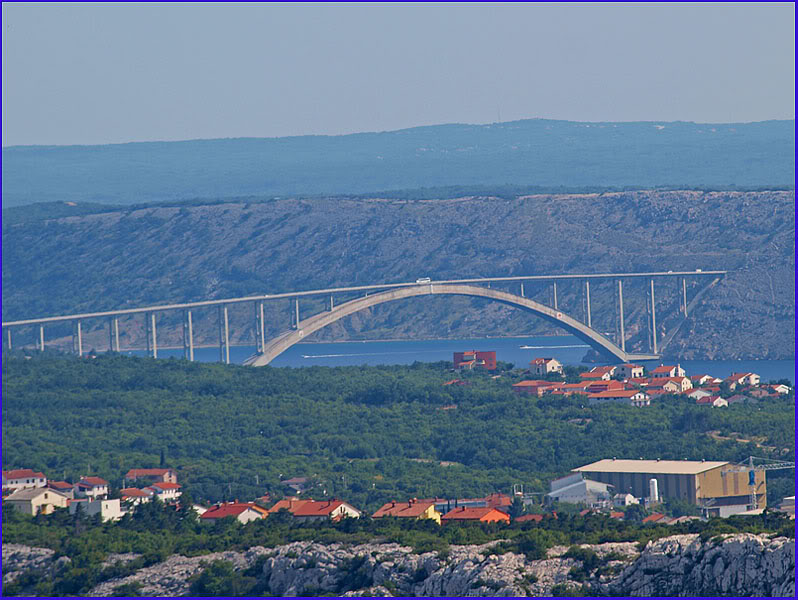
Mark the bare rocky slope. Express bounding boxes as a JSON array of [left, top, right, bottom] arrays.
[[2, 190, 794, 360], [3, 533, 794, 597]]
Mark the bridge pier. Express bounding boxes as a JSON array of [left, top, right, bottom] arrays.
[[650, 279, 658, 354], [520, 283, 525, 298], [329, 295, 334, 311], [73, 320, 83, 356], [552, 282, 558, 310], [109, 317, 120, 352], [294, 299, 300, 330], [218, 305, 230, 364], [682, 278, 688, 317], [5, 329, 10, 351], [39, 324, 45, 352], [149, 312, 158, 358], [183, 309, 194, 361], [254, 302, 265, 354], [617, 280, 625, 352], [585, 281, 591, 327]]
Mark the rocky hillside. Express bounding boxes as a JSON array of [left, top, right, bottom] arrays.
[[2, 190, 794, 359], [3, 533, 793, 597]]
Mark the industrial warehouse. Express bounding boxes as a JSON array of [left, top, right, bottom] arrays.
[[571, 458, 767, 517]]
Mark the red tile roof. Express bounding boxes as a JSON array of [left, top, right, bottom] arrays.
[[3, 469, 45, 480], [200, 502, 264, 520], [120, 487, 152, 498], [292, 500, 351, 517], [125, 468, 172, 478], [642, 512, 666, 523], [267, 498, 314, 514], [588, 390, 642, 398], [609, 511, 625, 519], [514, 513, 544, 523], [149, 482, 181, 490], [441, 507, 510, 522], [47, 481, 73, 490], [373, 500, 437, 518], [78, 477, 108, 487]]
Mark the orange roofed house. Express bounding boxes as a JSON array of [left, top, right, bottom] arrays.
[[373, 499, 441, 524], [2, 469, 47, 493], [125, 468, 177, 484], [200, 502, 267, 524], [441, 506, 510, 524], [453, 351, 496, 371], [529, 358, 563, 376], [291, 499, 362, 523], [267, 498, 315, 515]]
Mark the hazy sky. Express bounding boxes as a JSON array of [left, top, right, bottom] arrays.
[[2, 2, 794, 146]]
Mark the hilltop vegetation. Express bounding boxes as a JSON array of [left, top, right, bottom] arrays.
[[2, 190, 794, 360], [2, 119, 793, 208], [2, 353, 793, 509]]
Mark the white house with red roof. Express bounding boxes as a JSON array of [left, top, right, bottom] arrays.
[[690, 374, 714, 386], [529, 358, 563, 376], [124, 468, 177, 484], [650, 364, 686, 378], [291, 499, 361, 523], [200, 502, 266, 524], [588, 389, 650, 407], [46, 481, 75, 499], [74, 477, 109, 500], [69, 498, 123, 522], [726, 372, 761, 387], [145, 482, 182, 502], [615, 364, 644, 379], [770, 384, 792, 395], [120, 487, 154, 505], [2, 469, 47, 492]]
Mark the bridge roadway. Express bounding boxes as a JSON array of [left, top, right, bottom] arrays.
[[1, 270, 725, 327], [244, 283, 661, 366]]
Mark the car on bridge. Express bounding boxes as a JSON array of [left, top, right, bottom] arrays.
[[416, 277, 432, 284]]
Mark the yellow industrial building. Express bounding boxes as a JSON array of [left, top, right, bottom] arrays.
[[573, 458, 766, 517]]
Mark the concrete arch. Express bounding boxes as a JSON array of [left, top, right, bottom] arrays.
[[244, 283, 659, 366]]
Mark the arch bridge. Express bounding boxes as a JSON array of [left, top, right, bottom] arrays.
[[2, 270, 726, 365]]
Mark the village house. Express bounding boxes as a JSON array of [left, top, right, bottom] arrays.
[[291, 499, 361, 523], [145, 482, 182, 503], [69, 498, 124, 522], [511, 380, 560, 396], [650, 365, 686, 378], [120, 487, 154, 505], [646, 379, 682, 394], [728, 373, 761, 387], [441, 506, 510, 524], [46, 481, 75, 499], [690, 374, 715, 386], [529, 357, 563, 376], [588, 389, 651, 407], [514, 513, 545, 523], [726, 394, 753, 405], [453, 351, 497, 371], [586, 380, 625, 394], [74, 477, 109, 500], [200, 502, 266, 524], [770, 384, 791, 395], [267, 498, 314, 514], [124, 468, 178, 485], [687, 389, 713, 401], [613, 493, 639, 507], [615, 364, 644, 379], [372, 499, 442, 524], [696, 396, 728, 407], [4, 487, 69, 515], [2, 469, 47, 492], [648, 376, 692, 392]]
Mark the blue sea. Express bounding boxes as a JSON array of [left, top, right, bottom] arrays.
[[126, 334, 796, 384]]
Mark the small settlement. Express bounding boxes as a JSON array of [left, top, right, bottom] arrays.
[[510, 357, 789, 408]]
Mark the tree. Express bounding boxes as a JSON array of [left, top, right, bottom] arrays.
[[159, 448, 166, 468]]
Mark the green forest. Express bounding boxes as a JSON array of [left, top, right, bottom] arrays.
[[2, 352, 794, 510]]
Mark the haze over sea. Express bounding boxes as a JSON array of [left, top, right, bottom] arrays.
[[127, 334, 796, 384]]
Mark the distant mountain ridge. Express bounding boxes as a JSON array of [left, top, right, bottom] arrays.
[[2, 118, 793, 208]]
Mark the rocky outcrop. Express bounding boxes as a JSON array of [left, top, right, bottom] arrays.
[[1, 544, 71, 585], [610, 533, 795, 597], [3, 533, 794, 597]]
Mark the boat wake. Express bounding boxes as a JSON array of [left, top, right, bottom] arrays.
[[519, 344, 590, 349]]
